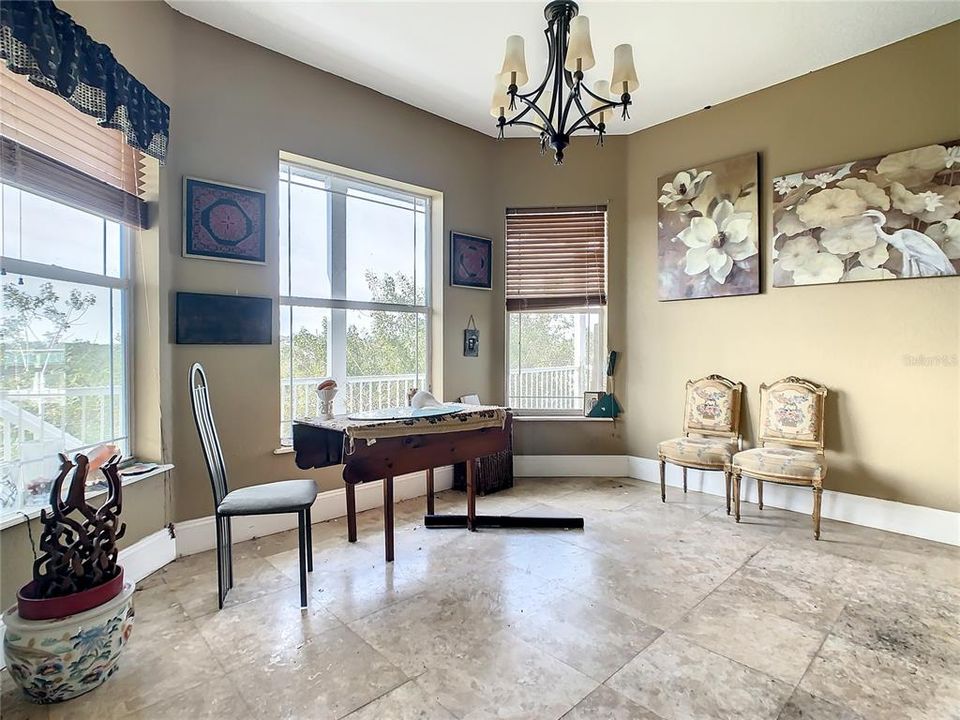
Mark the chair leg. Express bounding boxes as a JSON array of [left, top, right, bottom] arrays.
[[297, 510, 308, 608], [813, 486, 823, 540], [659, 459, 666, 503], [733, 472, 741, 523], [225, 515, 234, 589], [383, 476, 395, 561], [682, 466, 687, 493], [345, 482, 358, 543], [724, 470, 731, 515], [426, 467, 435, 516], [305, 507, 313, 572], [757, 479, 764, 510], [215, 515, 226, 609]]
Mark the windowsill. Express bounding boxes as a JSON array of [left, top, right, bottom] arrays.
[[0, 463, 174, 531], [513, 415, 614, 422]]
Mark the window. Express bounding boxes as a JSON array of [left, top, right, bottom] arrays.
[[1, 70, 141, 516], [505, 206, 607, 412], [279, 162, 430, 441]]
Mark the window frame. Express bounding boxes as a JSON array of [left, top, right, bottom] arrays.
[[504, 305, 608, 416], [502, 205, 609, 416], [278, 161, 433, 442], [0, 195, 134, 511]]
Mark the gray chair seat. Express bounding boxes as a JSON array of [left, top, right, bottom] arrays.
[[217, 479, 318, 516]]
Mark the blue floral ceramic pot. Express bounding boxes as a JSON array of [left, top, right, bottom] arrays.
[[3, 582, 135, 704]]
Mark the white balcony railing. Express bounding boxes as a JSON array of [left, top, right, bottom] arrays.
[[281, 365, 584, 420]]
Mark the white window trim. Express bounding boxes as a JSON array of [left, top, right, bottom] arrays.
[[503, 305, 608, 416], [278, 154, 443, 441]]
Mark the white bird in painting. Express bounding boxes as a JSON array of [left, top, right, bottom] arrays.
[[861, 210, 956, 277]]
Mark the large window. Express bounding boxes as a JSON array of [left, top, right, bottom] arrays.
[[279, 162, 430, 441], [0, 69, 143, 517], [0, 188, 130, 513], [505, 206, 607, 413]]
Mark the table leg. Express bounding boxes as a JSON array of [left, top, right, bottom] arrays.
[[383, 476, 395, 562], [466, 459, 477, 532], [346, 481, 357, 543], [426, 467, 435, 515]]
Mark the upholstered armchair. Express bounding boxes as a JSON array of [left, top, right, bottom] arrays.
[[730, 377, 828, 539], [658, 375, 743, 514]]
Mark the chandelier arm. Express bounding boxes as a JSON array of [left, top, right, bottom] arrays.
[[504, 96, 556, 136], [506, 119, 551, 133], [567, 92, 600, 134], [568, 103, 619, 135]]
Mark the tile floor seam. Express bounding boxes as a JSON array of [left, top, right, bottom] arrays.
[[775, 603, 853, 720]]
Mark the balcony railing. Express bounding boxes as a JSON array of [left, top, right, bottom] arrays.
[[281, 364, 584, 421], [1, 386, 127, 512]]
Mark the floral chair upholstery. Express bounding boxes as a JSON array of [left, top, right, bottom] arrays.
[[730, 377, 828, 539], [658, 375, 743, 513]]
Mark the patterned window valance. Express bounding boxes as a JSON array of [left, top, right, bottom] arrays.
[[0, 0, 169, 163]]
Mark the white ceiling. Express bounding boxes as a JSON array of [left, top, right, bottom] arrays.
[[166, 1, 960, 137]]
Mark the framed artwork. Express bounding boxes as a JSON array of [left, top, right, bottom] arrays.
[[450, 232, 492, 289], [175, 292, 272, 344], [658, 152, 760, 301], [583, 391, 603, 416], [183, 177, 266, 264], [772, 140, 959, 286]]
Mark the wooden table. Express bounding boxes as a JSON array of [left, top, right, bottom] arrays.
[[292, 413, 583, 561]]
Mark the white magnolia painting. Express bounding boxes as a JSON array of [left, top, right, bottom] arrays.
[[657, 152, 760, 301], [773, 141, 960, 286]]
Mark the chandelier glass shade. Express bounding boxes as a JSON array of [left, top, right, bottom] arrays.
[[492, 0, 638, 164]]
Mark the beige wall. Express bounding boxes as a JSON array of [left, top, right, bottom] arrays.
[[2, 4, 956, 605], [623, 22, 960, 512], [492, 136, 628, 455], [55, 1, 502, 525]]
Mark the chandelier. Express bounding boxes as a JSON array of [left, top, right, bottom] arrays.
[[492, 0, 639, 164]]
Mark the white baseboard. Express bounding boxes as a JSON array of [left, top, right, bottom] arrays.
[[174, 467, 453, 557], [520, 454, 960, 547], [119, 528, 177, 583]]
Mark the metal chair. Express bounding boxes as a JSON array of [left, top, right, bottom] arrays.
[[189, 362, 318, 608]]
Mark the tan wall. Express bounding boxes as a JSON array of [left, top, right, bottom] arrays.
[[56, 1, 501, 524], [623, 22, 960, 512], [2, 4, 956, 605], [492, 136, 628, 455]]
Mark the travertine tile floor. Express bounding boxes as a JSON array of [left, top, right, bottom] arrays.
[[3, 477, 959, 719]]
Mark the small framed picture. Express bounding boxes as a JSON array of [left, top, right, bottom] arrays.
[[450, 232, 492, 289], [183, 177, 266, 264], [583, 391, 604, 416]]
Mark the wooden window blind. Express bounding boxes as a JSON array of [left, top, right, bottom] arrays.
[[0, 69, 147, 227], [505, 205, 607, 311]]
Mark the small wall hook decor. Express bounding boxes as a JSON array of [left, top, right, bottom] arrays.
[[463, 315, 479, 357]]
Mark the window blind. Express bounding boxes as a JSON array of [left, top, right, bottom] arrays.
[[0, 69, 147, 227], [505, 205, 607, 311]]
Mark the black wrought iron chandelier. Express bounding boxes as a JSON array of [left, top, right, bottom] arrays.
[[492, 0, 639, 164]]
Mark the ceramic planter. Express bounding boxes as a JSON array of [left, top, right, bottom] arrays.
[[3, 582, 135, 704]]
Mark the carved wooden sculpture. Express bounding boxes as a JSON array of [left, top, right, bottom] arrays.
[[32, 453, 126, 598]]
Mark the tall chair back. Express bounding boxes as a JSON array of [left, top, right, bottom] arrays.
[[189, 362, 230, 507], [758, 376, 827, 451], [682, 374, 743, 439]]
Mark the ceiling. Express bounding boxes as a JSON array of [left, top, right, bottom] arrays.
[[166, 1, 960, 138]]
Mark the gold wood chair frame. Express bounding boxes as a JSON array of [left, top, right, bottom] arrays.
[[658, 374, 743, 514], [731, 376, 828, 539]]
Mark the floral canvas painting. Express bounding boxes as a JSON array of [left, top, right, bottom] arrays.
[[772, 141, 959, 286], [657, 152, 760, 301]]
